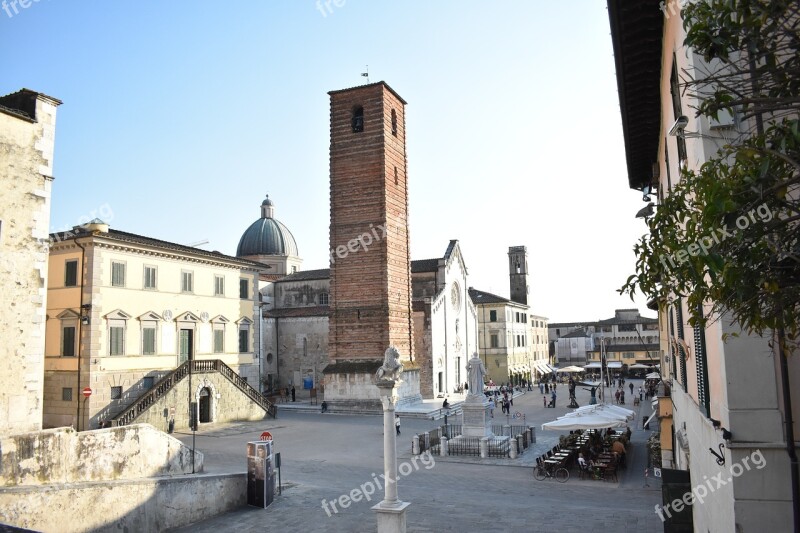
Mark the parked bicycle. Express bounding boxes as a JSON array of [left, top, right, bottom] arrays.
[[534, 460, 569, 482]]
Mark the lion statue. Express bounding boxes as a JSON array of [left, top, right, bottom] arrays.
[[376, 346, 404, 382]]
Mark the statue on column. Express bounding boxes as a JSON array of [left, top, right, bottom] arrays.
[[466, 352, 487, 398], [376, 346, 404, 383]]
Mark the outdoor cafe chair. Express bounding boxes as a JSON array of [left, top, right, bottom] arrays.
[[603, 464, 618, 482]]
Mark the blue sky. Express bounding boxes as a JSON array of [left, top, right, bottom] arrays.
[[1, 0, 654, 322]]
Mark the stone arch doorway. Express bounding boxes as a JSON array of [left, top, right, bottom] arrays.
[[199, 387, 212, 423]]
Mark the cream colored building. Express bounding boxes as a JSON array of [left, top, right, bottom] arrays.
[[470, 288, 535, 385], [609, 1, 797, 530], [0, 89, 61, 437], [528, 314, 550, 377], [44, 220, 269, 430]]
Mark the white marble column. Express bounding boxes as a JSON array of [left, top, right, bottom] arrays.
[[373, 363, 410, 533], [379, 383, 400, 506]]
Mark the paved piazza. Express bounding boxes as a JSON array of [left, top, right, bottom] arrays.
[[173, 380, 663, 532]]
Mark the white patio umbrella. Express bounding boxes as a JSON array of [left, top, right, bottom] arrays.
[[567, 404, 634, 421], [562, 409, 628, 423], [629, 363, 651, 370], [542, 412, 626, 431], [556, 365, 584, 373], [645, 372, 661, 379]]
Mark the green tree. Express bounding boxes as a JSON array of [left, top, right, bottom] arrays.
[[621, 0, 800, 348]]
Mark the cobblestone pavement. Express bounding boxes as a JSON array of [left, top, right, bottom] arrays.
[[171, 380, 663, 533]]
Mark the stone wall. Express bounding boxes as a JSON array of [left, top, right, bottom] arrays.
[[0, 91, 60, 437], [323, 367, 421, 412], [0, 472, 245, 533], [413, 302, 433, 398], [0, 424, 202, 487]]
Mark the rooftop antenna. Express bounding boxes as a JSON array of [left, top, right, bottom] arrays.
[[361, 65, 369, 83], [187, 239, 209, 247]]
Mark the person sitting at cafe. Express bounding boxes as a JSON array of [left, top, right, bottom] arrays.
[[612, 439, 626, 455], [577, 453, 588, 470], [612, 438, 626, 466]]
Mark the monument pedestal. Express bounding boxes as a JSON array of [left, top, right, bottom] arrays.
[[461, 400, 493, 437], [373, 501, 410, 533]]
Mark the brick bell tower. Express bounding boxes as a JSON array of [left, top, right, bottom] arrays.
[[323, 81, 421, 411]]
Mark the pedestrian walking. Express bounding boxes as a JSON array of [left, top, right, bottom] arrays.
[[543, 395, 547, 407], [291, 385, 296, 402], [629, 382, 634, 395], [539, 382, 544, 394], [550, 390, 557, 408], [488, 399, 495, 418], [614, 389, 620, 404], [638, 386, 644, 401], [395, 414, 401, 435]]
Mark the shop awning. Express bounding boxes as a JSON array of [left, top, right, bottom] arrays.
[[607, 361, 623, 369], [584, 362, 602, 369]]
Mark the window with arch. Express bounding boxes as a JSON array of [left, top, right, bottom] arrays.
[[352, 106, 364, 132], [391, 108, 397, 136]]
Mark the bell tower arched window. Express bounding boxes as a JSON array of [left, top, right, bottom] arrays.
[[352, 106, 364, 132], [391, 109, 397, 136]]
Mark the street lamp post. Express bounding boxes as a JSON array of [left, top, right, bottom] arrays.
[[599, 337, 609, 404]]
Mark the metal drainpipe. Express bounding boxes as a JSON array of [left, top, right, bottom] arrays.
[[258, 299, 263, 392], [74, 236, 87, 431]]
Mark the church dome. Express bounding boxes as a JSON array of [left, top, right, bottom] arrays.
[[236, 195, 299, 257]]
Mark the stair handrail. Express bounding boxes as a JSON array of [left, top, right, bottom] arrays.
[[112, 359, 277, 426], [112, 360, 191, 426]]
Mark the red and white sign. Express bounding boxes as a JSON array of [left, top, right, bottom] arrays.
[[259, 431, 273, 441], [82, 387, 92, 398]]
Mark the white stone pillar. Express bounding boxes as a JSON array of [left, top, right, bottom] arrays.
[[379, 382, 399, 505], [373, 379, 410, 533], [412, 434, 420, 455], [480, 437, 489, 458], [440, 436, 448, 457], [509, 438, 518, 459]]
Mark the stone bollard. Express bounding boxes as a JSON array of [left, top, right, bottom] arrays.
[[440, 436, 448, 457], [480, 437, 489, 458], [529, 426, 536, 443], [517, 435, 524, 453], [503, 425, 511, 437], [412, 434, 420, 455], [509, 437, 518, 459]]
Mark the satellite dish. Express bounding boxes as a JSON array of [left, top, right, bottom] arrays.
[[163, 310, 173, 320]]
